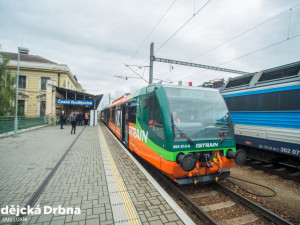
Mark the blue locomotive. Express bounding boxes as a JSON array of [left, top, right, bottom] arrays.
[[221, 61, 300, 163]]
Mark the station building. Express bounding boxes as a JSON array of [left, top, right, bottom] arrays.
[[0, 51, 102, 123]]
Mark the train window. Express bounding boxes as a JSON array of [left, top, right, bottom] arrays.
[[128, 101, 137, 123], [148, 94, 164, 139], [225, 89, 300, 111], [117, 106, 122, 127], [108, 108, 111, 122], [111, 106, 116, 124]]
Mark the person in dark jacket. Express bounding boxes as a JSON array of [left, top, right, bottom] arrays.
[[71, 112, 77, 134], [78, 112, 83, 126], [60, 111, 65, 129]]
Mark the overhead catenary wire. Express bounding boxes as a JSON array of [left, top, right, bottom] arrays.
[[129, 1, 300, 84], [125, 64, 149, 83], [138, 0, 213, 75], [126, 0, 177, 65], [175, 34, 300, 82], [155, 0, 213, 54], [218, 34, 300, 66], [122, 0, 177, 83], [190, 3, 300, 61]]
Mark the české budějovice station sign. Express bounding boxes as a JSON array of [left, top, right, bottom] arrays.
[[56, 99, 94, 106]]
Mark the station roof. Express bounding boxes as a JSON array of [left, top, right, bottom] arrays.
[[56, 86, 103, 109], [0, 51, 57, 64]]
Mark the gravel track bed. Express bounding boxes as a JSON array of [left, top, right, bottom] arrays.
[[192, 193, 231, 206], [222, 165, 300, 224], [246, 218, 276, 225], [131, 151, 299, 224], [208, 204, 252, 220]]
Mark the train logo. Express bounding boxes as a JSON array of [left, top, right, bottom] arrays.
[[129, 126, 148, 143], [196, 143, 219, 148]]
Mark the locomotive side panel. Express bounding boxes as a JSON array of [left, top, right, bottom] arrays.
[[222, 61, 300, 161]]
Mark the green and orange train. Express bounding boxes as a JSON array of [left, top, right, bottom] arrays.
[[101, 84, 246, 185]]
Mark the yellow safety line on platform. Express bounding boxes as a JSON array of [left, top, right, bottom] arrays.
[[98, 126, 141, 225]]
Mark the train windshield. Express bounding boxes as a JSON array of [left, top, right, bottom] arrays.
[[164, 86, 234, 142]]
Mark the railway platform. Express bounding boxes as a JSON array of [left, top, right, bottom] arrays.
[[0, 123, 194, 225]]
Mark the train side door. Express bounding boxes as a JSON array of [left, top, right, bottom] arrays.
[[122, 104, 129, 146]]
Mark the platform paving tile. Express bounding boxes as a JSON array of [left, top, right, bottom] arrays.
[[100, 124, 185, 224], [21, 126, 113, 225], [0, 127, 83, 194], [0, 125, 120, 225], [0, 125, 85, 223]]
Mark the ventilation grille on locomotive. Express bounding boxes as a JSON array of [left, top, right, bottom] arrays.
[[258, 65, 300, 83], [225, 74, 254, 89]]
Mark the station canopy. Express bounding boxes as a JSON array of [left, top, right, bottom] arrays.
[[55, 86, 103, 109]]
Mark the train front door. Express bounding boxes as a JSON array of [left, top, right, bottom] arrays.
[[121, 104, 129, 146]]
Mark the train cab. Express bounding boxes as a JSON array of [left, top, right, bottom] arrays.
[[102, 84, 246, 184]]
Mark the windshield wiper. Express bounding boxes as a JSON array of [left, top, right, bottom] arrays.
[[214, 122, 229, 126], [173, 123, 194, 145]]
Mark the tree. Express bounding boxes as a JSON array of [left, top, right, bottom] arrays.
[[0, 55, 16, 116]]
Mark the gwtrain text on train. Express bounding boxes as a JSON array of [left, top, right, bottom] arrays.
[[222, 61, 300, 162], [101, 84, 246, 185]]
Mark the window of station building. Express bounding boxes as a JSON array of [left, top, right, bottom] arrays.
[[18, 100, 25, 115], [225, 89, 300, 111], [128, 101, 136, 124], [19, 75, 26, 89], [40, 101, 46, 116], [41, 77, 50, 90], [148, 94, 164, 139], [117, 106, 122, 127], [111, 106, 116, 124]]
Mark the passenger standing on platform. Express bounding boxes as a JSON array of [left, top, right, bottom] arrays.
[[69, 112, 72, 125], [78, 112, 83, 126], [84, 113, 89, 126], [60, 111, 65, 129], [76, 111, 79, 124], [71, 112, 77, 134]]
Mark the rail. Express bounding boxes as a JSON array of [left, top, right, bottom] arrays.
[[103, 119, 294, 224], [135, 154, 293, 224], [151, 166, 219, 225], [217, 183, 292, 225], [245, 159, 300, 183]]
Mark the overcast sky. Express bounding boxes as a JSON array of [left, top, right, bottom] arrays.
[[1, 0, 300, 108]]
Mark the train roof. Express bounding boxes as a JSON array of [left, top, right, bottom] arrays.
[[107, 84, 219, 108], [162, 84, 219, 92], [221, 61, 300, 93]]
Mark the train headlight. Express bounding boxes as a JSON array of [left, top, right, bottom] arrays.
[[176, 153, 197, 172]]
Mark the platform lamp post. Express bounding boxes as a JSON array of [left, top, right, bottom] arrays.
[[14, 47, 29, 136]]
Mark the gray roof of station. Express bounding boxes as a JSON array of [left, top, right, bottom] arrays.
[[0, 51, 57, 64]]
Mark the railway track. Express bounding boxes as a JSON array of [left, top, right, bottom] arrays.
[[245, 158, 300, 183], [133, 154, 293, 225], [103, 122, 295, 224]]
